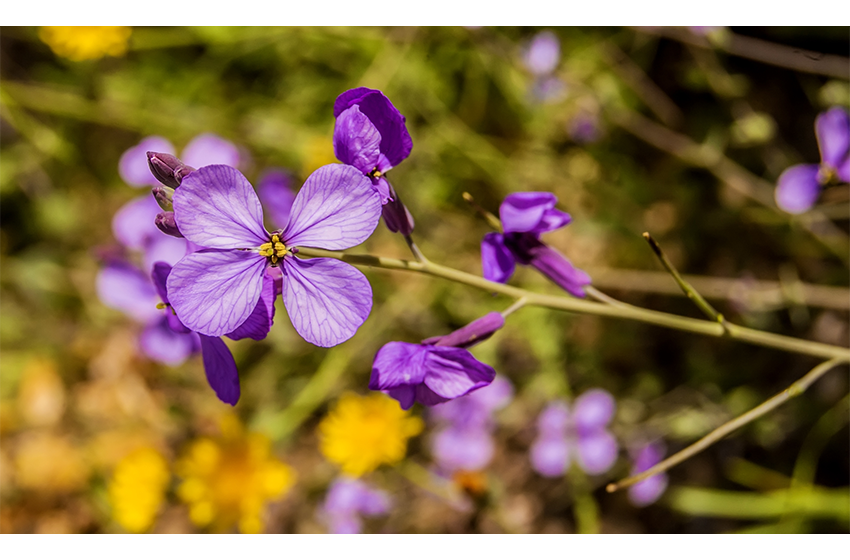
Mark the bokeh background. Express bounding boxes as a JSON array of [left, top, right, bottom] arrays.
[[0, 26, 848, 534]]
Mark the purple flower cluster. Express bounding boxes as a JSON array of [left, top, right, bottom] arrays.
[[530, 389, 618, 477], [482, 192, 591, 298], [319, 477, 391, 534], [775, 106, 850, 214]]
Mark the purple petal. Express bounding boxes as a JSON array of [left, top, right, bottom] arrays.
[[523, 31, 560, 76], [628, 472, 668, 507], [837, 157, 850, 183], [333, 106, 382, 175], [226, 271, 276, 341], [257, 168, 296, 231], [429, 312, 505, 349], [198, 334, 240, 406], [150, 262, 171, 303], [167, 250, 267, 337], [530, 434, 569, 477], [500, 192, 570, 234], [328, 515, 361, 534], [96, 262, 160, 323], [414, 384, 453, 407], [334, 88, 412, 167], [180, 133, 240, 169], [433, 427, 494, 472], [386, 385, 416, 410], [537, 400, 570, 437], [423, 346, 497, 400], [139, 318, 199, 366], [334, 87, 376, 117], [573, 388, 616, 432], [526, 243, 591, 298], [815, 106, 850, 170], [282, 164, 382, 250], [119, 136, 175, 187], [775, 164, 822, 214], [576, 430, 618, 475], [370, 342, 430, 390], [112, 195, 161, 251], [324, 478, 391, 517], [481, 232, 516, 284], [173, 165, 268, 249], [142, 235, 189, 273], [381, 180, 413, 231], [281, 257, 372, 347]]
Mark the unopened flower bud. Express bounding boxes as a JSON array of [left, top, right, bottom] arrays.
[[154, 212, 183, 238], [382, 184, 415, 235], [423, 311, 506, 349], [151, 186, 175, 211], [146, 152, 195, 189]]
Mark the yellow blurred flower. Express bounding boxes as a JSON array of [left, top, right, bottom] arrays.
[[108, 447, 170, 533], [319, 392, 424, 477], [175, 415, 295, 533], [39, 26, 132, 62], [301, 135, 338, 177]]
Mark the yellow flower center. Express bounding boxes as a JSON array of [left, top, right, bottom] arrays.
[[258, 234, 287, 265]]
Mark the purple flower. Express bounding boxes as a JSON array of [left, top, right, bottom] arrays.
[[481, 192, 591, 297], [522, 31, 560, 76], [319, 477, 391, 534], [333, 88, 415, 234], [530, 389, 618, 477], [775, 106, 850, 214], [166, 163, 382, 347], [369, 312, 504, 410], [627, 441, 669, 507]]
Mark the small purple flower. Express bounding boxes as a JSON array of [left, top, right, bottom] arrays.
[[530, 389, 618, 477], [627, 441, 669, 507], [369, 312, 503, 410], [522, 31, 560, 76], [319, 477, 391, 534], [481, 192, 591, 297], [775, 106, 850, 214], [333, 88, 415, 234], [167, 163, 382, 347]]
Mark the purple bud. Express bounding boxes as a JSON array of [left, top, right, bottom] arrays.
[[154, 212, 183, 238], [151, 186, 174, 211], [146, 151, 196, 189], [424, 312, 506, 349], [382, 183, 415, 235]]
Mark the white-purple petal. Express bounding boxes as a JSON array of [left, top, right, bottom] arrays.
[[198, 334, 240, 406], [523, 31, 560, 76], [530, 434, 569, 477], [173, 165, 268, 249], [815, 106, 850, 170], [142, 235, 189, 273], [96, 262, 161, 323], [112, 195, 162, 251], [257, 168, 296, 231], [775, 164, 822, 214], [119, 136, 174, 187], [576, 429, 618, 475], [333, 106, 383, 175], [281, 256, 372, 347], [181, 133, 240, 169], [628, 441, 669, 507], [225, 271, 276, 341], [167, 250, 267, 337], [282, 164, 382, 250], [139, 318, 199, 366], [536, 400, 570, 437], [481, 232, 516, 284], [433, 426, 494, 472], [573, 388, 615, 432]]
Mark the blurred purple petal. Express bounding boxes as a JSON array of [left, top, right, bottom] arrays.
[[112, 195, 161, 251], [815, 106, 850, 170], [281, 257, 372, 347], [226, 271, 276, 341], [775, 164, 821, 214], [119, 136, 175, 187], [530, 434, 569, 477], [167, 250, 267, 337], [142, 235, 188, 273], [282, 164, 382, 250], [537, 400, 570, 437], [173, 165, 268, 249], [628, 441, 668, 507], [433, 427, 494, 472], [180, 133, 240, 169], [568, 112, 602, 144], [139, 318, 199, 366], [523, 31, 560, 76], [257, 168, 296, 231], [573, 388, 615, 432], [96, 262, 160, 323], [481, 232, 516, 284], [334, 106, 383, 175], [198, 334, 240, 405], [576, 429, 618, 475]]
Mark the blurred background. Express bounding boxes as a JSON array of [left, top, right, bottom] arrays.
[[0, 26, 848, 534]]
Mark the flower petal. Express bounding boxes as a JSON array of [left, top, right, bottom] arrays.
[[167, 250, 267, 337], [530, 434, 569, 477], [500, 192, 570, 234], [257, 168, 296, 231], [96, 262, 160, 323], [333, 106, 382, 175], [333, 88, 412, 167], [226, 271, 276, 341], [139, 318, 199, 366], [428, 311, 505, 349], [527, 243, 591, 298], [370, 341, 430, 390], [198, 334, 240, 406], [386, 385, 416, 410], [282, 256, 372, 347], [173, 165, 268, 249], [775, 164, 821, 214], [180, 133, 240, 169], [422, 346, 496, 400], [573, 388, 615, 432], [815, 106, 850, 170], [523, 31, 560, 76], [576, 429, 618, 475], [112, 195, 161, 251], [282, 164, 382, 250], [481, 232, 516, 283], [119, 136, 174, 187], [433, 426, 494, 472], [142, 235, 188, 273], [628, 471, 668, 507], [536, 400, 570, 436]]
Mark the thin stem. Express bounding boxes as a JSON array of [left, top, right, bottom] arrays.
[[584, 286, 633, 310], [606, 358, 845, 493], [501, 297, 528, 318], [403, 234, 429, 264], [643, 232, 728, 329], [462, 192, 503, 232]]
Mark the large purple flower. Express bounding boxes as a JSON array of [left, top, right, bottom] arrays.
[[333, 87, 415, 234], [119, 133, 240, 188], [627, 441, 669, 507], [481, 192, 591, 297], [775, 106, 850, 214], [319, 477, 391, 534], [530, 389, 619, 477], [166, 163, 382, 347], [369, 312, 503, 410]]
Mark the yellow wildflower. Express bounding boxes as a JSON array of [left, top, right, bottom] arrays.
[[319, 392, 424, 477], [39, 26, 132, 62], [108, 447, 170, 533], [175, 415, 295, 534]]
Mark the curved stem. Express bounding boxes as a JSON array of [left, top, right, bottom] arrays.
[[606, 358, 845, 493]]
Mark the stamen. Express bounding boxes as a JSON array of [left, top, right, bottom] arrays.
[[156, 302, 167, 310], [258, 241, 273, 257]]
